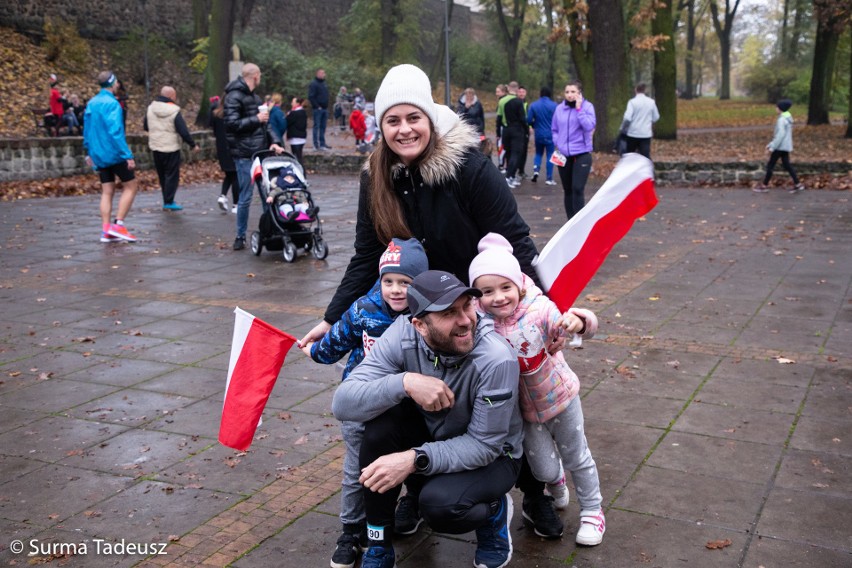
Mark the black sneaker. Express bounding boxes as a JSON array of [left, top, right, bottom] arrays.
[[531, 171, 539, 182], [233, 236, 246, 251], [394, 494, 424, 536], [521, 494, 564, 539], [330, 530, 361, 568]]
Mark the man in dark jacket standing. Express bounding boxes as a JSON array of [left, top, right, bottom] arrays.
[[224, 63, 269, 251], [144, 86, 199, 211], [308, 68, 331, 151]]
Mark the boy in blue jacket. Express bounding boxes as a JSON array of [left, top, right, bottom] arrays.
[[301, 238, 428, 568]]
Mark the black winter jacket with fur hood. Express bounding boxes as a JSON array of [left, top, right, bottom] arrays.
[[324, 108, 539, 324]]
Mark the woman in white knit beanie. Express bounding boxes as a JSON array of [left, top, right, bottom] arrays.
[[301, 64, 558, 564]]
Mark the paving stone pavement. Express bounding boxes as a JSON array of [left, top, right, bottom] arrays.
[[0, 174, 849, 568]]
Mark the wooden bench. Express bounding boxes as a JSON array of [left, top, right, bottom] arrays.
[[30, 108, 57, 137]]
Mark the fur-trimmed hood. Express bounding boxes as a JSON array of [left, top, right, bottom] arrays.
[[363, 104, 481, 187]]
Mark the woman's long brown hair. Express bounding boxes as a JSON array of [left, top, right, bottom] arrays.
[[368, 122, 438, 244]]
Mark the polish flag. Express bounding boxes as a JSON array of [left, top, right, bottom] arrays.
[[251, 156, 263, 182], [533, 153, 658, 312], [219, 307, 297, 451]]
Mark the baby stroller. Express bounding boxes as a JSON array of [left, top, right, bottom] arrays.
[[250, 150, 328, 262]]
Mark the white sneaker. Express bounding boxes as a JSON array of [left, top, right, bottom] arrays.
[[506, 177, 519, 188], [217, 195, 229, 213], [575, 509, 605, 546], [569, 334, 583, 349], [231, 205, 238, 214], [546, 478, 570, 510], [545, 179, 557, 186]]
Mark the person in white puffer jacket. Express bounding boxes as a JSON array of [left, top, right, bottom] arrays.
[[469, 232, 606, 547]]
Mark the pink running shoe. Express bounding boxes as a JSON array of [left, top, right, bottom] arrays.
[[107, 223, 137, 242]]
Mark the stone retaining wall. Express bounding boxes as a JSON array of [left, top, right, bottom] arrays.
[[0, 132, 218, 182], [654, 161, 850, 185], [1, 136, 847, 184]]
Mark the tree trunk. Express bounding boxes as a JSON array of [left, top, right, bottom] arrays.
[[709, 0, 740, 100], [192, 0, 209, 39], [493, 0, 528, 80], [780, 0, 790, 59], [718, 33, 731, 99], [568, 8, 595, 102], [653, 0, 677, 139], [380, 0, 402, 66], [789, 0, 808, 60], [543, 0, 557, 90], [429, 0, 454, 84], [200, 0, 236, 126], [847, 30, 852, 138], [807, 17, 839, 125], [684, 0, 695, 99], [587, 0, 630, 151]]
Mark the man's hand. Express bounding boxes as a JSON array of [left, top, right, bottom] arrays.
[[127, 159, 136, 170], [403, 373, 454, 412], [85, 156, 93, 167], [192, 144, 201, 153], [359, 450, 416, 494], [258, 110, 270, 123], [270, 143, 285, 154]]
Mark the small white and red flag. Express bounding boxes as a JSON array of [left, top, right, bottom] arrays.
[[219, 307, 296, 451], [533, 153, 658, 312], [251, 156, 263, 182]]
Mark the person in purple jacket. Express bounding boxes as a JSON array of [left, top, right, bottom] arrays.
[[551, 81, 596, 220]]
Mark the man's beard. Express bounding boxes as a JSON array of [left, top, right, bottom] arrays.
[[423, 319, 475, 357]]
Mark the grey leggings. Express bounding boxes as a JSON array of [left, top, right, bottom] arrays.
[[522, 396, 602, 511]]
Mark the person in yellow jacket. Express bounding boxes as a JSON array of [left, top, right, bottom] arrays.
[[144, 86, 200, 210]]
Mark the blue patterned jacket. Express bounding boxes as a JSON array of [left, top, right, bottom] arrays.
[[310, 281, 403, 380]]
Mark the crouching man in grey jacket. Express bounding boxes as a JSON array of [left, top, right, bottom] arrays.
[[332, 270, 524, 568]]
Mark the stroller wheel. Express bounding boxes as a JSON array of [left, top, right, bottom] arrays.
[[282, 242, 297, 263], [312, 236, 329, 260], [250, 231, 262, 256]]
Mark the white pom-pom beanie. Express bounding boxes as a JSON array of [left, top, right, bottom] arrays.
[[374, 64, 438, 127], [468, 233, 524, 291]]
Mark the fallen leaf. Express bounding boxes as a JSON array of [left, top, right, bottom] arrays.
[[776, 357, 795, 364], [37, 372, 53, 381], [705, 538, 732, 549], [294, 435, 309, 445]]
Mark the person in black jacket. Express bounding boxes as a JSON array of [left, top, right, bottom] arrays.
[[298, 63, 566, 547], [308, 68, 331, 151], [502, 82, 527, 188], [223, 63, 270, 251], [209, 96, 238, 214], [285, 97, 308, 167], [456, 87, 485, 137]]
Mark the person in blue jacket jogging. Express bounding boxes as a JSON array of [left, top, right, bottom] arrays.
[[83, 70, 138, 243]]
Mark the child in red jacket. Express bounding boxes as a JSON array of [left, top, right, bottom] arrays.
[[349, 108, 366, 146]]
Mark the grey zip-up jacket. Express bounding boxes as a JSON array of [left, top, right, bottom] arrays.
[[768, 111, 794, 152], [332, 313, 524, 476]]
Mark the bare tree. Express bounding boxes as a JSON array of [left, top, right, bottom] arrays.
[[653, 0, 677, 139], [491, 0, 529, 79], [587, 0, 631, 150], [708, 0, 741, 99]]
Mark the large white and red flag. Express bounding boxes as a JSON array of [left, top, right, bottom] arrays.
[[219, 307, 296, 451], [533, 153, 658, 312]]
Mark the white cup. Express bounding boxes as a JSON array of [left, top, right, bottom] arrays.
[[258, 105, 268, 113]]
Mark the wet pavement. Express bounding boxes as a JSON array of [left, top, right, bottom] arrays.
[[0, 172, 850, 567]]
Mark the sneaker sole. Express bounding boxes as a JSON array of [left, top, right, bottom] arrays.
[[329, 551, 357, 568], [107, 231, 136, 242], [575, 532, 604, 546], [100, 237, 121, 243], [520, 511, 563, 539], [395, 516, 424, 536], [218, 201, 229, 212]]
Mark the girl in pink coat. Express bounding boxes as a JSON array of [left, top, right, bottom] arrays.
[[469, 232, 605, 546]]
